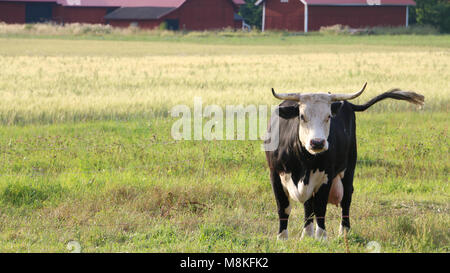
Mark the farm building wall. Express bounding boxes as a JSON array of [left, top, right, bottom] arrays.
[[0, 2, 112, 25], [264, 0, 304, 31], [234, 20, 242, 30], [171, 0, 236, 30], [308, 6, 407, 30], [53, 6, 115, 24], [108, 0, 237, 30], [1, 0, 239, 30], [0, 2, 26, 23]]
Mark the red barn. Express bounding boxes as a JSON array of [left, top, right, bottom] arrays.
[[255, 0, 416, 32], [105, 0, 245, 30], [0, 0, 55, 24], [0, 0, 245, 29], [0, 0, 118, 24]]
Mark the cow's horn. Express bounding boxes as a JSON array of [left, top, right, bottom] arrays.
[[272, 88, 301, 101], [330, 82, 367, 101]]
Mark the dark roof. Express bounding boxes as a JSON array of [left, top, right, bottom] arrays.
[[104, 7, 176, 20], [0, 0, 187, 7], [255, 0, 415, 6], [0, 0, 245, 7]]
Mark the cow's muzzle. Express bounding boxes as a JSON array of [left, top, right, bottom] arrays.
[[310, 138, 326, 151]]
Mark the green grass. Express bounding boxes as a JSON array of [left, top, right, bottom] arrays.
[[0, 113, 448, 252], [0, 23, 448, 47], [0, 31, 448, 252]]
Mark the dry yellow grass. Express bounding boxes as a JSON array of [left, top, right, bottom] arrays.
[[0, 37, 448, 124]]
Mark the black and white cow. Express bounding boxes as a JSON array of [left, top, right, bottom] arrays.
[[264, 83, 424, 240]]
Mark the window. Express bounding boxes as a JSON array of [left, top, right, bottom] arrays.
[[281, 0, 288, 2]]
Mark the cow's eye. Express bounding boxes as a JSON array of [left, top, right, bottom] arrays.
[[326, 115, 331, 121], [300, 114, 306, 122]]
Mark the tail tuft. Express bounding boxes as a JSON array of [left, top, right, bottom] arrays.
[[350, 89, 425, 112], [387, 89, 425, 106]]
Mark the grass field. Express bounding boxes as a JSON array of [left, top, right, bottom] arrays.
[[0, 28, 448, 252]]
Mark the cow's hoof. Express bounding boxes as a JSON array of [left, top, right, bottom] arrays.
[[300, 223, 314, 240], [315, 226, 327, 241], [277, 230, 288, 241], [338, 224, 350, 237]]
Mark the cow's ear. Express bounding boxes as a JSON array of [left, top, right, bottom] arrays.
[[331, 102, 344, 117], [277, 105, 299, 119]]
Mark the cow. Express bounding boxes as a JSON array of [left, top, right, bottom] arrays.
[[264, 83, 424, 240]]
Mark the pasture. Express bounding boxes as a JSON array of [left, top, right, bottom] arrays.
[[0, 30, 448, 252]]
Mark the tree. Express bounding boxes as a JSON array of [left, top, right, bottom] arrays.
[[238, 0, 262, 30], [410, 0, 450, 33]]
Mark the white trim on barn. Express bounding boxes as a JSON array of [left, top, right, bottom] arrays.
[[405, 6, 409, 27], [300, 0, 308, 33], [262, 1, 266, 32]]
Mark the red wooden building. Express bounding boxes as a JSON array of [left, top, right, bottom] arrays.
[[0, 0, 118, 24], [105, 0, 245, 30], [0, 0, 245, 30], [255, 0, 416, 32]]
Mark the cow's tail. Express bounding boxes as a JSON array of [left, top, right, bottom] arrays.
[[349, 89, 425, 112]]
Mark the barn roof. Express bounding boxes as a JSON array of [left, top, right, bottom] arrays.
[[0, 0, 246, 7], [0, 0, 186, 7], [306, 0, 415, 5], [104, 7, 176, 20], [62, 0, 185, 7], [255, 0, 415, 6], [101, 0, 245, 21]]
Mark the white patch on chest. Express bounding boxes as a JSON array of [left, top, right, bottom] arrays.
[[280, 170, 328, 203]]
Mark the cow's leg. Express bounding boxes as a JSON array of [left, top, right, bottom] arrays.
[[270, 170, 291, 240], [340, 144, 357, 236], [340, 167, 355, 236], [313, 184, 329, 240], [301, 198, 314, 239]]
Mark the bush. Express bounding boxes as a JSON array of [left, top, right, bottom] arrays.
[[411, 0, 450, 33], [159, 21, 168, 31]]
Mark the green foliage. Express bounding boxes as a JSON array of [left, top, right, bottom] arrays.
[[411, 0, 450, 33], [159, 21, 168, 31], [0, 182, 65, 207], [238, 0, 262, 29]]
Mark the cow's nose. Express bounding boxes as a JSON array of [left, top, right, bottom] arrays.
[[310, 139, 325, 150]]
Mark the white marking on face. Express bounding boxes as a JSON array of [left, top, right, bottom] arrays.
[[280, 170, 328, 203], [297, 95, 332, 155]]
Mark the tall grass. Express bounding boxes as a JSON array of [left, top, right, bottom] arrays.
[[319, 24, 440, 35], [0, 22, 270, 38], [0, 36, 448, 125]]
